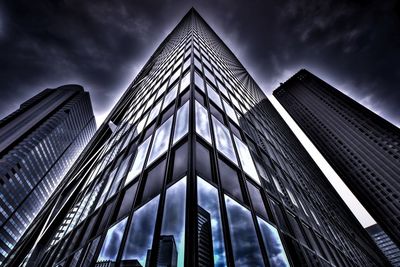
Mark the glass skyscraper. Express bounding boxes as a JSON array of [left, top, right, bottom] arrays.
[[0, 84, 96, 264], [274, 69, 400, 248], [366, 224, 400, 266], [5, 9, 387, 266]]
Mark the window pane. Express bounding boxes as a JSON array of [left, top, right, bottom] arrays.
[[218, 159, 242, 201], [141, 159, 166, 204], [246, 181, 267, 218], [257, 217, 290, 267], [97, 217, 128, 262], [223, 100, 239, 124], [233, 136, 260, 184], [195, 101, 211, 143], [146, 101, 162, 126], [212, 116, 237, 164], [224, 195, 264, 266], [108, 154, 133, 198], [194, 72, 205, 92], [117, 183, 138, 219], [173, 101, 189, 144], [163, 83, 178, 110], [172, 142, 188, 182], [125, 136, 152, 186], [159, 177, 186, 267], [122, 195, 160, 265], [81, 236, 101, 266], [180, 72, 190, 92], [207, 84, 222, 108], [147, 116, 173, 166], [197, 177, 227, 267], [196, 142, 212, 181]]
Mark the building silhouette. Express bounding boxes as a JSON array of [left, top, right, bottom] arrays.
[[156, 235, 178, 267], [274, 69, 400, 247], [197, 206, 213, 267], [0, 85, 96, 264], [366, 224, 400, 266], [4, 9, 388, 266]]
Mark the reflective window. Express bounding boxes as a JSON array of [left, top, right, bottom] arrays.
[[97, 217, 128, 262], [160, 177, 186, 266], [196, 142, 212, 182], [204, 68, 215, 84], [69, 248, 82, 267], [96, 170, 116, 209], [81, 236, 101, 266], [194, 72, 205, 92], [272, 176, 284, 195], [223, 100, 239, 124], [141, 159, 166, 204], [146, 101, 162, 126], [246, 181, 268, 218], [180, 72, 190, 92], [122, 195, 160, 266], [233, 136, 260, 184], [173, 101, 189, 144], [125, 136, 152, 186], [197, 177, 227, 267], [117, 183, 138, 219], [147, 116, 173, 166], [195, 101, 212, 143], [172, 142, 188, 182], [170, 69, 180, 85], [212, 116, 237, 164], [224, 195, 264, 266], [286, 189, 298, 207], [257, 217, 290, 267], [108, 154, 133, 198], [219, 159, 243, 202], [207, 84, 222, 108], [162, 83, 178, 110], [217, 80, 228, 97]]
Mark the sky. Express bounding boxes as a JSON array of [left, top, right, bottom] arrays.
[[0, 1, 398, 226]]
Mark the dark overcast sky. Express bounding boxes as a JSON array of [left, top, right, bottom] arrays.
[[1, 0, 399, 126]]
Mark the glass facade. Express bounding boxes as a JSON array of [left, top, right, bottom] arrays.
[[0, 85, 96, 264], [6, 8, 387, 267]]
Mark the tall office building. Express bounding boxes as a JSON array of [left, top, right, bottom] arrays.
[[366, 224, 400, 266], [274, 69, 400, 247], [5, 9, 387, 266], [0, 85, 96, 264]]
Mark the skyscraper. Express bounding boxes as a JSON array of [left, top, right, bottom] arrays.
[[197, 206, 213, 266], [274, 69, 400, 247], [366, 224, 400, 267], [0, 84, 96, 264], [5, 9, 387, 266]]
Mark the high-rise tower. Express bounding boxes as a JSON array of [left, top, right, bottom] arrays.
[[0, 85, 96, 264], [274, 69, 400, 247], [5, 9, 387, 266]]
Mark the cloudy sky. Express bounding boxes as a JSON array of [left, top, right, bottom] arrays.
[[0, 0, 399, 225]]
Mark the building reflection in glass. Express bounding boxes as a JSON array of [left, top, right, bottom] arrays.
[[224, 195, 264, 266], [122, 195, 160, 266], [160, 177, 186, 267], [257, 217, 290, 267], [97, 217, 128, 262], [197, 176, 227, 267]]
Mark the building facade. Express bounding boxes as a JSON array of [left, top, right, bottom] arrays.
[[366, 224, 400, 266], [5, 9, 387, 266], [0, 85, 96, 264], [274, 69, 400, 247]]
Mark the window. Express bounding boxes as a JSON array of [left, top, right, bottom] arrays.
[[212, 116, 237, 164], [197, 177, 227, 267], [162, 83, 178, 110], [272, 176, 284, 195], [173, 101, 189, 144], [96, 217, 127, 262], [117, 183, 138, 219], [160, 177, 187, 266], [225, 195, 264, 266], [233, 136, 260, 184], [257, 217, 290, 267], [219, 159, 242, 202], [223, 100, 238, 124], [180, 72, 190, 92], [108, 154, 133, 198], [286, 189, 298, 207], [196, 142, 212, 181], [147, 116, 173, 166], [195, 101, 212, 143], [125, 136, 152, 186], [207, 83, 222, 109], [141, 159, 166, 204], [172, 142, 188, 182], [246, 181, 267, 218], [194, 72, 205, 92], [122, 195, 160, 265], [146, 101, 162, 126]]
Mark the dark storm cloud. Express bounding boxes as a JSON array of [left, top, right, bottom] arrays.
[[1, 0, 399, 126]]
